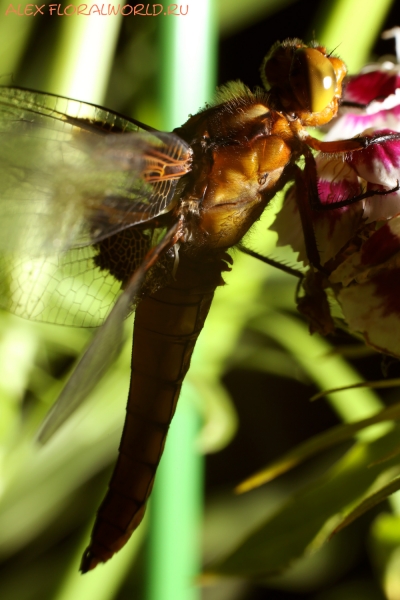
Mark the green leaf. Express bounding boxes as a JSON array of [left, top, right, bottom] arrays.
[[332, 471, 400, 536], [369, 513, 400, 600], [237, 401, 400, 493], [207, 425, 400, 579]]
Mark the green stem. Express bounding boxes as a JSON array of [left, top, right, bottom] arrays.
[[147, 4, 217, 599]]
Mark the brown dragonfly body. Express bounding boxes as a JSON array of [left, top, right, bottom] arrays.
[[1, 39, 390, 571], [82, 78, 300, 570], [79, 41, 351, 570]]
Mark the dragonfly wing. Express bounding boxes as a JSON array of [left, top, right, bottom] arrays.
[[0, 88, 191, 326], [0, 243, 122, 327], [0, 87, 192, 255], [79, 130, 192, 244], [38, 221, 183, 442]]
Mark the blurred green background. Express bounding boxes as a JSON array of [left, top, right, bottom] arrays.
[[2, 1, 400, 599]]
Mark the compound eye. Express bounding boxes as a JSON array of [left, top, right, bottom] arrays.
[[290, 47, 337, 113]]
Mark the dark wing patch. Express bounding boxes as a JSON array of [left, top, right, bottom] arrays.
[[38, 220, 183, 442], [0, 224, 175, 327], [93, 228, 151, 287]]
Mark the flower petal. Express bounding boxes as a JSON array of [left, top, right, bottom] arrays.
[[360, 218, 400, 265], [326, 64, 400, 138], [348, 130, 400, 187], [330, 216, 400, 285], [270, 186, 308, 263], [329, 214, 400, 357], [363, 186, 400, 222], [345, 69, 400, 105], [270, 157, 364, 266], [337, 269, 400, 357]]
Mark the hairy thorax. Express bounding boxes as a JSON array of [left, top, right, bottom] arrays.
[[174, 85, 297, 250]]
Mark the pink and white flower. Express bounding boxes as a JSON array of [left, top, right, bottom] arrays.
[[271, 44, 400, 357], [326, 50, 400, 138]]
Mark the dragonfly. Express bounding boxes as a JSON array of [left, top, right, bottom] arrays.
[[0, 38, 397, 572]]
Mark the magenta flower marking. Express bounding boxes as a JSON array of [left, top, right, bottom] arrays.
[[345, 71, 400, 105]]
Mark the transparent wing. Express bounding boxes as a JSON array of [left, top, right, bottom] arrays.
[[0, 87, 191, 326], [0, 227, 157, 326], [38, 221, 182, 442], [0, 87, 192, 256]]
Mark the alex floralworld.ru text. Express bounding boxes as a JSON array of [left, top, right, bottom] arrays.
[[5, 3, 189, 16]]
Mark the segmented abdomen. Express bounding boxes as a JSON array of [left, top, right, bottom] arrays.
[[80, 251, 227, 572]]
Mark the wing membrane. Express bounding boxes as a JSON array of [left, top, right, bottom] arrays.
[[0, 246, 120, 327], [0, 87, 192, 255], [0, 87, 191, 326], [38, 221, 182, 442]]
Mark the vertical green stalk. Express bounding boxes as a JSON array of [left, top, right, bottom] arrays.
[[313, 0, 395, 73], [0, 0, 35, 76], [44, 1, 122, 103], [147, 388, 205, 600], [147, 4, 217, 600]]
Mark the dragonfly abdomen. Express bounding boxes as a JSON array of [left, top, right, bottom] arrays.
[[80, 250, 229, 572]]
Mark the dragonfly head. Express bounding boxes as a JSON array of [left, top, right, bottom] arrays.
[[261, 39, 347, 126]]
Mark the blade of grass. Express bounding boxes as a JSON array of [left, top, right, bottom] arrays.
[[236, 401, 400, 494], [0, 0, 35, 77], [54, 516, 147, 600], [147, 4, 217, 600], [253, 313, 385, 426], [44, 0, 122, 102], [313, 0, 394, 73]]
